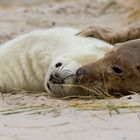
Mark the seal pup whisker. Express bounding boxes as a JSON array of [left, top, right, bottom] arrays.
[[57, 63, 69, 74], [59, 69, 75, 77], [60, 85, 65, 96], [60, 71, 73, 78], [62, 74, 75, 80]]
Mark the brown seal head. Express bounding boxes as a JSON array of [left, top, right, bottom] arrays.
[[75, 39, 140, 97]]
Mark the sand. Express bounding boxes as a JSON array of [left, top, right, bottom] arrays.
[[0, 0, 140, 140]]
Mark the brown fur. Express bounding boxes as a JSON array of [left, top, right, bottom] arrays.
[[78, 22, 140, 44], [77, 39, 140, 96]]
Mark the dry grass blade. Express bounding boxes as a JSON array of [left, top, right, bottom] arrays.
[[0, 105, 67, 115], [70, 102, 140, 114]]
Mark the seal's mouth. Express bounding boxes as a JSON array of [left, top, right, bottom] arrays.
[[46, 68, 78, 97]]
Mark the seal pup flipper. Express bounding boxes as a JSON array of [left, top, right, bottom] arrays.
[[78, 22, 140, 44]]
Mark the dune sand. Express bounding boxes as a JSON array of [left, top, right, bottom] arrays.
[[0, 0, 140, 139]]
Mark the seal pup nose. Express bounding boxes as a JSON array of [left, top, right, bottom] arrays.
[[76, 68, 86, 78]]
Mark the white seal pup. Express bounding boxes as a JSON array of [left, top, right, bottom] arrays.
[[0, 27, 114, 97]]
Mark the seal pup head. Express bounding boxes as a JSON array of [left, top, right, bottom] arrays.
[[44, 53, 99, 97], [45, 57, 85, 97], [75, 39, 140, 97]]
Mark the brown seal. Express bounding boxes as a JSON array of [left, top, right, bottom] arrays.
[[78, 22, 140, 44], [75, 39, 140, 97]]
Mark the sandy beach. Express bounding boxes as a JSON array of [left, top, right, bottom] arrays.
[[0, 0, 140, 139]]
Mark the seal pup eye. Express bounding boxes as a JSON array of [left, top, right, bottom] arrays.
[[55, 62, 62, 68], [112, 66, 123, 74], [136, 65, 140, 71]]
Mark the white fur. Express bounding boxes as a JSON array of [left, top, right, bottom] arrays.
[[0, 27, 114, 95]]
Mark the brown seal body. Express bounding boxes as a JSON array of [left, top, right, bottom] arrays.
[[76, 39, 140, 96]]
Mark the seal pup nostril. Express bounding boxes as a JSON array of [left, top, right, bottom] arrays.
[[47, 83, 51, 90], [76, 68, 86, 78], [49, 74, 54, 81]]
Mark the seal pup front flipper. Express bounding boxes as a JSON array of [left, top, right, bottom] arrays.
[[78, 22, 140, 44]]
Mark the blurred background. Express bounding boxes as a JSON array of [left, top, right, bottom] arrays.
[[0, 0, 140, 43]]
